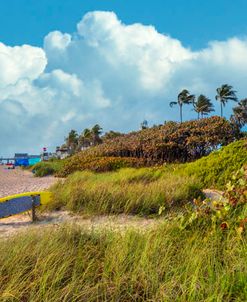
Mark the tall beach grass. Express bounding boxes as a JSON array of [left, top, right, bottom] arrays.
[[49, 167, 203, 215], [1, 221, 246, 301]]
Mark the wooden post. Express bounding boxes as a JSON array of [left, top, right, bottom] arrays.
[[31, 196, 37, 222]]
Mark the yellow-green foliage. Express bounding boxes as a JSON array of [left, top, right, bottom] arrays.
[[1, 222, 246, 301], [183, 139, 247, 189], [50, 167, 203, 215]]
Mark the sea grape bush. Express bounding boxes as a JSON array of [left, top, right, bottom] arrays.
[[57, 156, 145, 177], [182, 167, 247, 234], [59, 116, 236, 176], [80, 116, 235, 163], [224, 167, 247, 207]]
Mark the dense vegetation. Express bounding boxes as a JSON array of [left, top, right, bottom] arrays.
[[76, 116, 235, 162], [57, 116, 236, 177]]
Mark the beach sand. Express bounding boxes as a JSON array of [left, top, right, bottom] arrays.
[[0, 165, 56, 198]]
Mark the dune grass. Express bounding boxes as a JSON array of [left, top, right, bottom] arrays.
[[1, 221, 246, 302], [49, 167, 203, 216]]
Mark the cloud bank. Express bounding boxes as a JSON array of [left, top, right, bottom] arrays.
[[1, 11, 247, 155]]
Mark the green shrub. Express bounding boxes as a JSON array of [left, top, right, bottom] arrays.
[[182, 139, 247, 189], [32, 160, 65, 177]]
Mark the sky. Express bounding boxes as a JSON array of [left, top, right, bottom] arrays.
[[0, 0, 247, 155]]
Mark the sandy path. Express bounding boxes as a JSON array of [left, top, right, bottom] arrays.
[[0, 166, 161, 237], [0, 211, 162, 238], [0, 165, 57, 198]]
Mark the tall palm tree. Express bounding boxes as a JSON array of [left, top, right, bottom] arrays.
[[91, 124, 103, 146], [170, 89, 195, 123], [78, 128, 92, 150], [65, 129, 78, 154], [215, 84, 237, 117], [193, 95, 214, 119], [232, 98, 247, 128]]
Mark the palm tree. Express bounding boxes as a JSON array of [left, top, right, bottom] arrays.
[[140, 120, 148, 130], [78, 128, 92, 150], [91, 124, 103, 146], [170, 89, 195, 123], [65, 129, 78, 154], [215, 84, 237, 117], [232, 99, 247, 128], [193, 95, 214, 119]]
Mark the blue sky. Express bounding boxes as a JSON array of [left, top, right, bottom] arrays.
[[1, 0, 247, 49], [0, 1, 247, 155]]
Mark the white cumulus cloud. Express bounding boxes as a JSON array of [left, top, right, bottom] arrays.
[[0, 43, 46, 87]]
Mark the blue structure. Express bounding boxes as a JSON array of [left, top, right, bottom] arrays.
[[14, 154, 41, 166], [14, 153, 29, 167], [15, 158, 29, 167], [0, 153, 41, 166], [28, 157, 41, 165]]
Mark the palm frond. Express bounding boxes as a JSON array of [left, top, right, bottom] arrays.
[[169, 101, 177, 107]]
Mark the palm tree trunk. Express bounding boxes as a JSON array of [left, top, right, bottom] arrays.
[[180, 104, 182, 123], [198, 112, 200, 120], [221, 102, 223, 117]]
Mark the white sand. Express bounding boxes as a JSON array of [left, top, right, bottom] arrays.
[[0, 211, 161, 238]]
